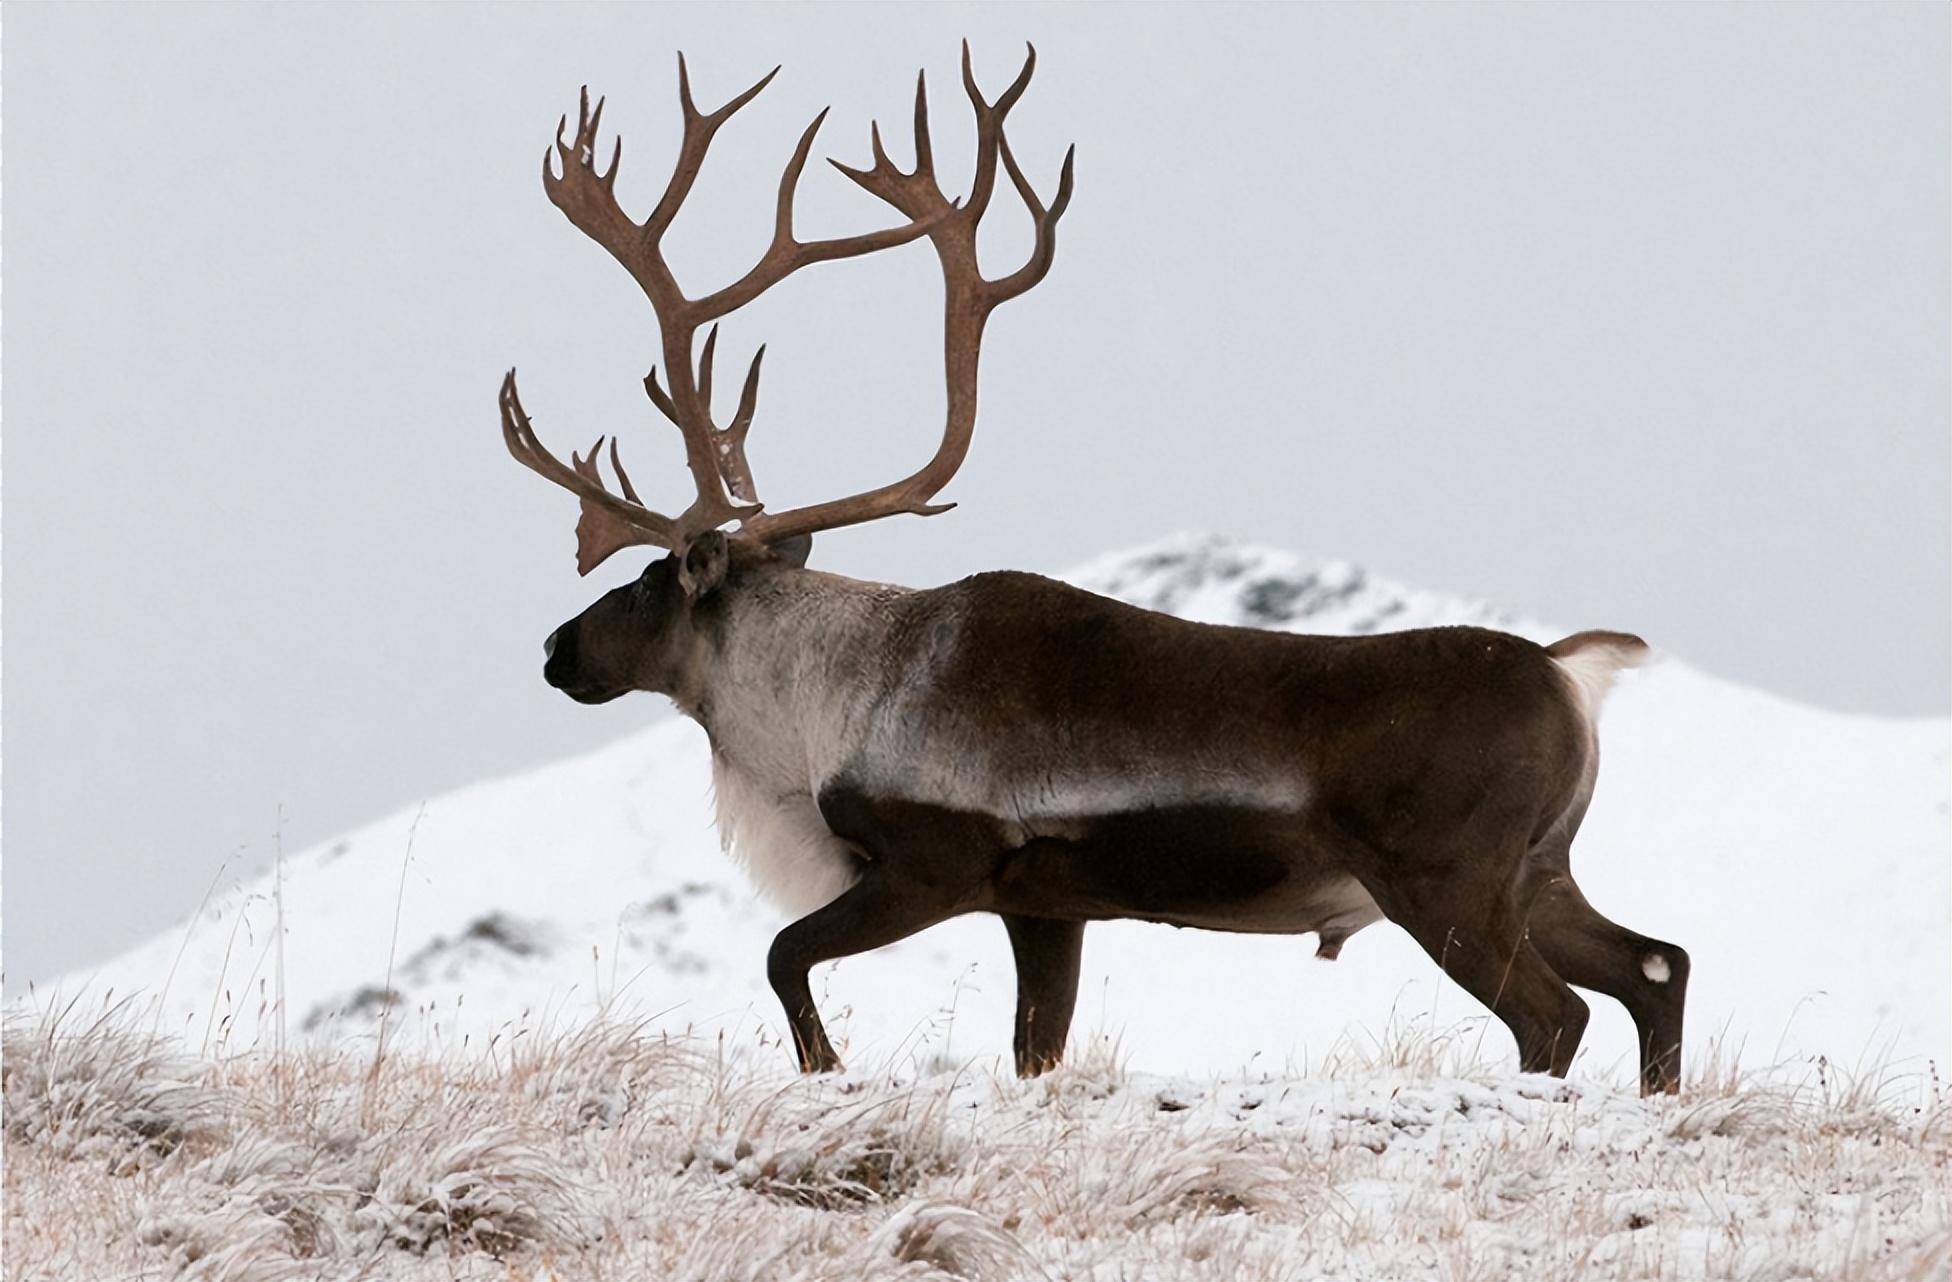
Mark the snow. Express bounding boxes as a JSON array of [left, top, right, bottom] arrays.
[[6, 1018, 1947, 1280], [33, 533, 1952, 1088]]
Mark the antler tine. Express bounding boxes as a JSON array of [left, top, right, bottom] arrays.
[[826, 115, 941, 216], [650, 56, 780, 237], [584, 89, 605, 150], [822, 44, 1034, 227], [544, 87, 639, 267], [697, 324, 719, 416], [956, 41, 1037, 225], [500, 371, 681, 572], [716, 345, 767, 505], [690, 117, 947, 321], [988, 41, 1039, 115], [643, 367, 680, 427], [912, 70, 935, 177], [739, 43, 1071, 545], [772, 108, 830, 244], [502, 372, 638, 524], [730, 346, 766, 440], [645, 344, 766, 509], [607, 437, 643, 504], [649, 335, 765, 504], [988, 138, 1076, 304]]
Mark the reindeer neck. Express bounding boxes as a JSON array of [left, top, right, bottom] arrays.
[[688, 568, 914, 789]]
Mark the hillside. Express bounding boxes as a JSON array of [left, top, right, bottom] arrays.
[[41, 534, 1952, 1085]]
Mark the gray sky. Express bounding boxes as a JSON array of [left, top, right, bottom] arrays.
[[5, 3, 1947, 987]]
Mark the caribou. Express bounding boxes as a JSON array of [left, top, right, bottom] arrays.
[[500, 47, 1690, 1095]]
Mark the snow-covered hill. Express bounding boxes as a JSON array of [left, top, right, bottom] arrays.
[[43, 534, 1952, 1084]]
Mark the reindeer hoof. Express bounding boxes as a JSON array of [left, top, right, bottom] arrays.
[[798, 1050, 845, 1075]]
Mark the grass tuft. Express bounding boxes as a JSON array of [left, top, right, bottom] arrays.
[[5, 1006, 1947, 1280]]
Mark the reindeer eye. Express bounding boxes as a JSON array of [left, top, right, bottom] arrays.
[[634, 560, 669, 600]]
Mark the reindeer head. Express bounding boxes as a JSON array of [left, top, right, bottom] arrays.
[[504, 46, 1072, 705], [539, 531, 807, 705]]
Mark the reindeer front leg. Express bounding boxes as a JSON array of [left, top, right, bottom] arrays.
[[765, 871, 962, 1073]]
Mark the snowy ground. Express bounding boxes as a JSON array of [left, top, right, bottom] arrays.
[[5, 1014, 1948, 1281]]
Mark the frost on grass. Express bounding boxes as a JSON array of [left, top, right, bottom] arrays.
[[4, 1010, 1950, 1282], [2, 1015, 226, 1173]]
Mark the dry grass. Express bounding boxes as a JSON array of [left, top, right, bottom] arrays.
[[4, 1005, 1947, 1281]]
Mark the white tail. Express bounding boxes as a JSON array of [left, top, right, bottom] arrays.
[[1547, 630, 1651, 727]]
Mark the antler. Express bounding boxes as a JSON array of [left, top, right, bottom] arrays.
[[500, 372, 677, 574], [644, 326, 768, 505], [739, 43, 1074, 545], [503, 47, 1072, 569]]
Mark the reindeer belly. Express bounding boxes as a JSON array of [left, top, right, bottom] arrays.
[[993, 803, 1384, 941], [816, 769, 1383, 947]]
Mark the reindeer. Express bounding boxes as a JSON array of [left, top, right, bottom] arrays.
[[500, 47, 1690, 1095]]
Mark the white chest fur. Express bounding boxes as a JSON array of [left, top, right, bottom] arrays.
[[710, 752, 862, 919], [694, 570, 910, 919]]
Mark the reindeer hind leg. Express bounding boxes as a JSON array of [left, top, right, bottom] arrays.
[[1524, 873, 1689, 1095], [1364, 869, 1591, 1077]]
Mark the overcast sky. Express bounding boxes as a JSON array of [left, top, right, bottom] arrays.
[[5, 3, 1947, 988]]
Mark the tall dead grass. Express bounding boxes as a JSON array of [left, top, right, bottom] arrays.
[[4, 1001, 1947, 1281]]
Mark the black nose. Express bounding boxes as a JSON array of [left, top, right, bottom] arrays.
[[543, 622, 578, 689]]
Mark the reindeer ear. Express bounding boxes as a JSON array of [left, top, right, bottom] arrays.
[[679, 530, 731, 599], [770, 533, 813, 569]]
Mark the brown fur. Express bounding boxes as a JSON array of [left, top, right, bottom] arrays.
[[544, 549, 1688, 1094]]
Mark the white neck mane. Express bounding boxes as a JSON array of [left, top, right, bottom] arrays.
[[695, 569, 913, 917]]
